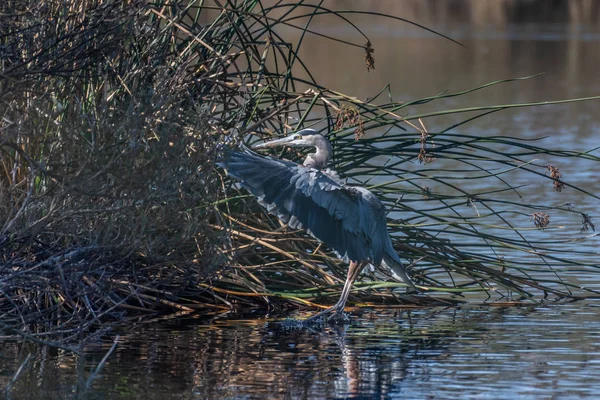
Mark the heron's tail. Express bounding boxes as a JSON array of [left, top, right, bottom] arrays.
[[382, 251, 416, 290]]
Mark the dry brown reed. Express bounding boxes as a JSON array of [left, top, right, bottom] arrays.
[[1, 0, 227, 343]]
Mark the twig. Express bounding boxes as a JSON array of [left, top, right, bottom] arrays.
[[5, 354, 32, 399], [84, 335, 120, 391]]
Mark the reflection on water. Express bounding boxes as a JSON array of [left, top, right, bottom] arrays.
[[3, 304, 600, 399]]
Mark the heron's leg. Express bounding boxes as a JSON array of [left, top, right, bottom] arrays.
[[304, 261, 366, 323], [331, 261, 364, 312]]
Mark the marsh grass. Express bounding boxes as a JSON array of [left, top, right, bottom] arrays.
[[1, 0, 600, 345]]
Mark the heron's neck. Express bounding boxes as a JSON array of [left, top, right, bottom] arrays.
[[303, 135, 332, 170]]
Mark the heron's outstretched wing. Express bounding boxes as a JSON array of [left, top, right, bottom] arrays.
[[218, 147, 389, 265]]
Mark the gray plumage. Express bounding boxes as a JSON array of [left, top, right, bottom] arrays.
[[217, 129, 414, 321]]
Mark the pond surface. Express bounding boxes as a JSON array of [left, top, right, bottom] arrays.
[[3, 304, 600, 399], [3, 1, 600, 399]]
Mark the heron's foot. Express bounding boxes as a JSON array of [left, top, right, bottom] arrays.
[[302, 307, 333, 324], [326, 310, 350, 324], [303, 303, 349, 325]]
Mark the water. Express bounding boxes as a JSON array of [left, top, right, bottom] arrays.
[[3, 304, 600, 399], [4, 2, 600, 399]]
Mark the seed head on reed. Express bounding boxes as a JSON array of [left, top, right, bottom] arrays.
[[335, 106, 365, 139], [530, 212, 550, 229], [547, 165, 565, 192], [581, 213, 595, 233], [417, 129, 435, 164], [364, 41, 375, 72]]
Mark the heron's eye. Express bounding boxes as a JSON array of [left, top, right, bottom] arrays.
[[294, 134, 302, 140]]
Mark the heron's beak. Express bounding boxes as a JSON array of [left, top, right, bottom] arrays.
[[253, 136, 295, 149]]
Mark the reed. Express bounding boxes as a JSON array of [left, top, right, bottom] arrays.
[[1, 0, 599, 345]]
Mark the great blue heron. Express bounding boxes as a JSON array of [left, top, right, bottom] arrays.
[[218, 129, 415, 321]]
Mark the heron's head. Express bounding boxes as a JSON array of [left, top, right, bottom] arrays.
[[253, 129, 322, 149]]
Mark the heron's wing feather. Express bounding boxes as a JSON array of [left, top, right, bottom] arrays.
[[219, 148, 389, 264]]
